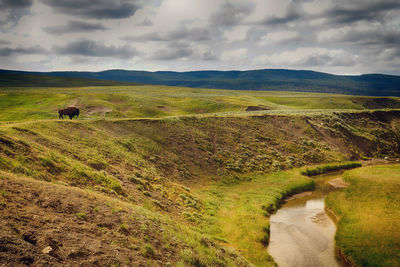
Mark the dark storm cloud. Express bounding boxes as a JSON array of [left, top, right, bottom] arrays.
[[43, 20, 109, 35], [123, 27, 212, 42], [152, 47, 193, 61], [335, 30, 400, 47], [324, 1, 400, 24], [0, 0, 33, 8], [261, 2, 303, 26], [260, 0, 400, 28], [210, 2, 254, 27], [53, 39, 137, 58], [41, 0, 139, 19], [319, 25, 400, 50], [0, 45, 47, 56], [0, 0, 33, 30]]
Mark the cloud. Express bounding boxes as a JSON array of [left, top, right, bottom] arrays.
[[138, 18, 153, 26], [152, 47, 193, 61], [1, 0, 400, 75], [260, 2, 303, 26], [41, 0, 140, 19], [53, 39, 137, 58], [256, 47, 357, 67], [223, 26, 248, 42], [0, 0, 32, 8], [43, 20, 108, 35], [210, 2, 254, 27], [221, 48, 247, 61], [123, 27, 212, 42], [318, 26, 400, 47], [323, 0, 400, 24], [259, 0, 400, 28], [0, 45, 47, 56], [151, 42, 216, 61], [258, 31, 299, 45], [0, 0, 33, 30]]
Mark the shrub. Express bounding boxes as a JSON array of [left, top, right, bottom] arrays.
[[76, 212, 86, 220], [119, 223, 129, 234], [301, 162, 362, 176], [141, 244, 155, 258], [260, 232, 269, 246]]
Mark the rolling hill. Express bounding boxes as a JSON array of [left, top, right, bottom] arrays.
[[1, 68, 400, 96], [0, 70, 137, 87]]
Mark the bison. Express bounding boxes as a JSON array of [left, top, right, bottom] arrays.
[[58, 107, 79, 120]]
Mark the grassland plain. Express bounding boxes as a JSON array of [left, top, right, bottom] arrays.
[[326, 164, 400, 267], [1, 85, 400, 121], [1, 87, 400, 265]]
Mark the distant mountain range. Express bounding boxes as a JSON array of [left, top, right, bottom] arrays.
[[1, 68, 400, 96]]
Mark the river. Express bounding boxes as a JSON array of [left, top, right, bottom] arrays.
[[268, 172, 344, 267]]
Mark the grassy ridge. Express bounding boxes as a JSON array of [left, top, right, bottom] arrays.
[[1, 86, 400, 122], [301, 162, 362, 176], [326, 165, 400, 266], [0, 72, 137, 87]]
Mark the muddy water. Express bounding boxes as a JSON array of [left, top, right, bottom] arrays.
[[268, 173, 343, 267]]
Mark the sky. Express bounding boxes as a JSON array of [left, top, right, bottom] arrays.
[[1, 0, 400, 75]]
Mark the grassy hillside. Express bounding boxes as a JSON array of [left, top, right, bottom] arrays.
[[1, 85, 400, 122], [1, 85, 400, 265], [2, 68, 400, 96], [0, 171, 249, 266], [326, 165, 400, 266], [1, 105, 400, 265]]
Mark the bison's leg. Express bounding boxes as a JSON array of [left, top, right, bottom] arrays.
[[69, 115, 72, 120], [59, 114, 63, 120]]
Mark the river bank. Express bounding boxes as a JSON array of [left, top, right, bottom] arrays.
[[325, 164, 400, 267]]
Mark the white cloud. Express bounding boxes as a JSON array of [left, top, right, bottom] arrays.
[[221, 48, 247, 61], [222, 26, 248, 42], [258, 31, 299, 45], [317, 26, 352, 43]]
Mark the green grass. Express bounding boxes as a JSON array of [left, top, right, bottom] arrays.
[[76, 212, 86, 220], [195, 169, 314, 266], [1, 85, 400, 265], [326, 164, 400, 266], [301, 162, 362, 176], [1, 85, 399, 122]]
